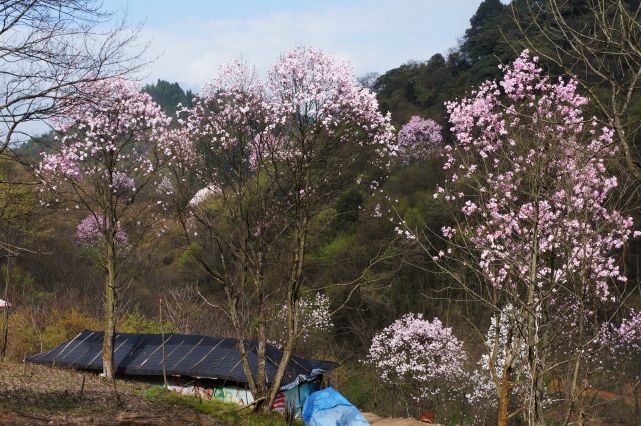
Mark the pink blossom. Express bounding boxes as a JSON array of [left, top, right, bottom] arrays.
[[439, 50, 636, 301], [112, 172, 135, 192], [397, 116, 443, 162], [76, 214, 128, 247], [368, 313, 466, 400], [37, 78, 174, 251], [38, 78, 172, 186]]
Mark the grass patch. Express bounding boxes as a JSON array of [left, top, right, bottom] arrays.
[[144, 386, 298, 425]]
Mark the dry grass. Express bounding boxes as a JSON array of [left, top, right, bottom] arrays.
[[0, 361, 223, 425]]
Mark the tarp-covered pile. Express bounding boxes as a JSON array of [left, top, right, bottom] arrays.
[[303, 387, 370, 426]]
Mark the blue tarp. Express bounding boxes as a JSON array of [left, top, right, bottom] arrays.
[[302, 387, 370, 426]]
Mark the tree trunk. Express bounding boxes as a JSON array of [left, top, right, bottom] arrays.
[[564, 301, 585, 425], [634, 381, 640, 426], [526, 298, 545, 425], [265, 310, 296, 411], [228, 295, 259, 398], [256, 252, 267, 410], [102, 239, 117, 379], [0, 256, 12, 361], [526, 220, 545, 425], [498, 366, 511, 426], [264, 217, 308, 410], [160, 297, 168, 388]]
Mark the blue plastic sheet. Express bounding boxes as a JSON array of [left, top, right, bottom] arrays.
[[302, 387, 370, 426]]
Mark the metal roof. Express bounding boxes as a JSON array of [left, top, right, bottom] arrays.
[[26, 330, 338, 387]]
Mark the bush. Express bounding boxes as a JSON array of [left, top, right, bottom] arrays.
[[119, 307, 177, 334], [144, 385, 299, 425], [0, 307, 99, 361]]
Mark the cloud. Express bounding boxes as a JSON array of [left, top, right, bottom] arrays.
[[139, 1, 480, 91]]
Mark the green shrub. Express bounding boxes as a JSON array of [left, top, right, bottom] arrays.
[[0, 307, 99, 361], [144, 385, 301, 425], [119, 307, 176, 334]]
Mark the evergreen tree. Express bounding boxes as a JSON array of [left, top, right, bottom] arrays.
[[142, 79, 194, 118]]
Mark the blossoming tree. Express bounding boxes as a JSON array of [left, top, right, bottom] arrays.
[[397, 116, 443, 163], [367, 313, 466, 416], [597, 310, 641, 417], [172, 47, 395, 409], [268, 292, 333, 349], [37, 78, 172, 379], [433, 50, 638, 424]]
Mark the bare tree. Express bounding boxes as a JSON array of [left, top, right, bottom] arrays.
[[164, 285, 205, 334], [0, 0, 147, 152], [515, 0, 641, 180]]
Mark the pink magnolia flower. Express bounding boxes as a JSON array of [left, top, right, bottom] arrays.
[[438, 50, 636, 301], [76, 214, 128, 247], [367, 313, 466, 400], [38, 78, 172, 191], [397, 116, 443, 162]]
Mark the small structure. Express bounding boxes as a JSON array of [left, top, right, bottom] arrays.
[[26, 330, 338, 412], [0, 299, 10, 309]]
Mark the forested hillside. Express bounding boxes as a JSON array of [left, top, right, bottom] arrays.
[[3, 0, 641, 424], [375, 0, 518, 126]]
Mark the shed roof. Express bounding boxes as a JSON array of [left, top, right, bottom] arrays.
[[26, 330, 338, 387]]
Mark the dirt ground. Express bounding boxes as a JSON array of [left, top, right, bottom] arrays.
[[0, 362, 448, 425], [0, 362, 220, 425], [362, 412, 432, 425]]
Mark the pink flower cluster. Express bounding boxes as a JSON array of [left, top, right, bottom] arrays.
[[76, 214, 128, 247], [598, 310, 641, 373], [397, 116, 443, 162], [180, 47, 395, 203], [112, 172, 136, 192], [439, 50, 637, 300], [37, 78, 172, 194], [267, 47, 395, 158], [367, 313, 466, 400]]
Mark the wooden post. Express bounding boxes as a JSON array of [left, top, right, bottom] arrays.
[[160, 297, 168, 388], [79, 374, 86, 400]]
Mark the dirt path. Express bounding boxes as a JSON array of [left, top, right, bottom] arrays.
[[362, 412, 428, 425]]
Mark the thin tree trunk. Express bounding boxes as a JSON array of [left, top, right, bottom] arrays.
[[634, 381, 640, 426], [265, 217, 308, 410], [102, 239, 117, 379], [526, 217, 545, 426], [564, 301, 585, 425], [266, 312, 296, 411], [256, 252, 267, 410], [228, 296, 259, 398], [160, 297, 168, 388], [0, 256, 12, 361]]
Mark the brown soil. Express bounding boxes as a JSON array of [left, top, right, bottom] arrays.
[[0, 362, 221, 425], [362, 412, 430, 425]]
